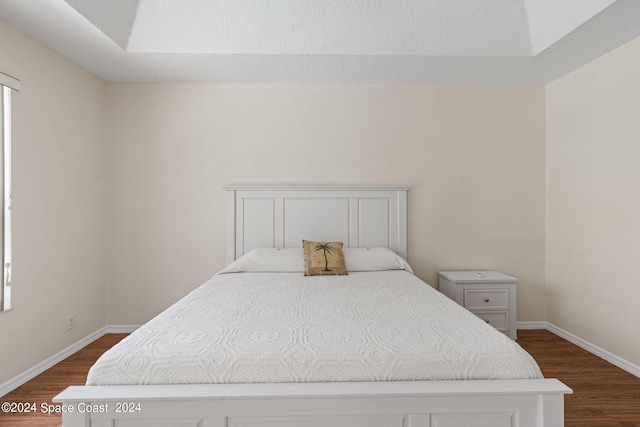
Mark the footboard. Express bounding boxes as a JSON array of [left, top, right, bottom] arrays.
[[54, 379, 571, 427]]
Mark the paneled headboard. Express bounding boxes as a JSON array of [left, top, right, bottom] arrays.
[[225, 186, 410, 264]]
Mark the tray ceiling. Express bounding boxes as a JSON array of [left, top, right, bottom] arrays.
[[1, 0, 640, 83]]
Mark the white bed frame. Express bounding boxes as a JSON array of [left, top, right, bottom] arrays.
[[55, 186, 571, 427]]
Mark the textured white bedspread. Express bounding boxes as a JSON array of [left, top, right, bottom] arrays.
[[86, 271, 542, 385]]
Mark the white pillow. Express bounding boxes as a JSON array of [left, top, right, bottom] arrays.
[[219, 247, 413, 274], [343, 247, 413, 273], [219, 248, 304, 273]]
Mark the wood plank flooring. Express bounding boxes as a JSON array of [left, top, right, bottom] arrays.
[[517, 330, 640, 426], [1, 330, 639, 426], [0, 334, 127, 427]]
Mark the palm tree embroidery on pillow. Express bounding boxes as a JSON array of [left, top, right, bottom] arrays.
[[314, 242, 335, 271]]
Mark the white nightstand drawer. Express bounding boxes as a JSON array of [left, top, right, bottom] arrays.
[[475, 311, 508, 331], [464, 289, 508, 310]]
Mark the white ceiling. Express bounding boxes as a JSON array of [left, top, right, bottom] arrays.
[[1, 0, 640, 84]]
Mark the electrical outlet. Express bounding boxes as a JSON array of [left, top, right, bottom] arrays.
[[67, 314, 75, 330]]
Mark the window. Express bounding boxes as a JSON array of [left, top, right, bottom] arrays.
[[1, 71, 19, 312]]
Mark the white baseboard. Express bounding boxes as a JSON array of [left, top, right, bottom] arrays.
[[517, 321, 640, 379], [544, 322, 640, 379], [106, 324, 140, 333], [516, 321, 548, 330], [0, 325, 141, 397], [0, 327, 106, 397]]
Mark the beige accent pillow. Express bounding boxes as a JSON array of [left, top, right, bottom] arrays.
[[302, 240, 348, 276]]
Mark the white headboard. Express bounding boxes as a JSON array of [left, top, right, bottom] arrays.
[[225, 186, 410, 264]]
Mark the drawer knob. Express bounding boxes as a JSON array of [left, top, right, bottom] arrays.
[[484, 298, 490, 303]]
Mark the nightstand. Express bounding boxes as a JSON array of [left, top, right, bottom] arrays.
[[438, 270, 518, 340]]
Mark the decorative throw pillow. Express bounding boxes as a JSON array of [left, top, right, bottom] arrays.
[[302, 240, 348, 276]]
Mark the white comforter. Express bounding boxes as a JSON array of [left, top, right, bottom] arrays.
[[86, 269, 542, 385]]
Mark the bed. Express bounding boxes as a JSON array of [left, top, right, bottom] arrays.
[[55, 185, 571, 427]]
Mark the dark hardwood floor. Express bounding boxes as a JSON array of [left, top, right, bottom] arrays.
[[1, 330, 639, 426], [0, 334, 127, 427], [517, 330, 640, 426]]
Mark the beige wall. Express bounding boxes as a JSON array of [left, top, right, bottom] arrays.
[[106, 83, 547, 324], [0, 21, 106, 384], [546, 36, 640, 366]]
